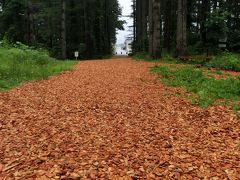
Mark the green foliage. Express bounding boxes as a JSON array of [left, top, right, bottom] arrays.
[[205, 9, 229, 46], [232, 103, 240, 111], [134, 51, 240, 74], [228, 30, 240, 52], [133, 52, 179, 64], [0, 0, 124, 59], [206, 9, 229, 35], [161, 54, 178, 63], [214, 70, 223, 75], [0, 43, 76, 90], [151, 65, 240, 108], [0, 0, 26, 43], [185, 2, 240, 54], [133, 52, 154, 61], [187, 41, 203, 55], [207, 52, 240, 72]]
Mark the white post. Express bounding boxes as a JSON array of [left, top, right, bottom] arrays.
[[74, 51, 79, 60]]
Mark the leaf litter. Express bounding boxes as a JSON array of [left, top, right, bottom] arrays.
[[0, 58, 239, 179]]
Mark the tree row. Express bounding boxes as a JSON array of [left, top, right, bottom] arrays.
[[132, 0, 240, 58], [0, 0, 124, 59]]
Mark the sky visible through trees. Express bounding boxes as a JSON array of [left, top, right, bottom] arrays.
[[115, 0, 133, 55], [116, 0, 132, 45]]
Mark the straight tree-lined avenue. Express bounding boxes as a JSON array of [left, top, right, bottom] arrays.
[[0, 58, 239, 179]]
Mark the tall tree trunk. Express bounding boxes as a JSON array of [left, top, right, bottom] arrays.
[[148, 0, 153, 56], [136, 0, 141, 51], [26, 0, 35, 45], [133, 0, 137, 52], [201, 0, 210, 46], [176, 0, 187, 56], [105, 0, 111, 55], [47, 0, 53, 49], [163, 0, 171, 52], [152, 0, 161, 59], [61, 0, 67, 59], [104, 0, 109, 55], [141, 0, 148, 52], [136, 0, 148, 52], [84, 1, 90, 57]]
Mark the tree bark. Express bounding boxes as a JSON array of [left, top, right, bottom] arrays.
[[141, 0, 148, 52], [26, 0, 35, 45], [61, 0, 67, 59], [136, 0, 141, 51], [176, 0, 187, 56], [152, 0, 161, 59], [200, 0, 210, 46], [135, 0, 148, 52], [148, 0, 153, 56], [163, 0, 171, 51], [133, 0, 136, 52]]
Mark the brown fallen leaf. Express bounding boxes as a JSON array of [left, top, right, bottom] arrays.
[[224, 169, 238, 180], [68, 172, 81, 180], [35, 170, 46, 176], [0, 164, 3, 173], [35, 175, 49, 180], [3, 162, 22, 172]]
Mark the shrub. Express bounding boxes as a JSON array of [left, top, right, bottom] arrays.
[[0, 43, 76, 90], [207, 52, 240, 71]]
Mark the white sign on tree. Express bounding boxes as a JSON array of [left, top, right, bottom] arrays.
[[74, 51, 79, 60], [218, 37, 227, 48]]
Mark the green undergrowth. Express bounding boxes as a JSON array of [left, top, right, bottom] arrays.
[[133, 52, 240, 72], [151, 65, 240, 108], [132, 52, 180, 64], [0, 42, 76, 90], [132, 52, 157, 62], [207, 52, 240, 72]]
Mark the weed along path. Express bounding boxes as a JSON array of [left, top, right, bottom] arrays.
[[0, 58, 239, 179]]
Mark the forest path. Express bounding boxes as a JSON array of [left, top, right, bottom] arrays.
[[0, 58, 239, 179]]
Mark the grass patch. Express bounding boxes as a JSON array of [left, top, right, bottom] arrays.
[[132, 52, 180, 64], [133, 52, 240, 72], [151, 65, 240, 108], [214, 70, 223, 75], [132, 52, 157, 62], [0, 43, 76, 90], [207, 52, 240, 72]]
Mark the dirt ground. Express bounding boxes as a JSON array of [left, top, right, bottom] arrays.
[[0, 58, 239, 179]]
